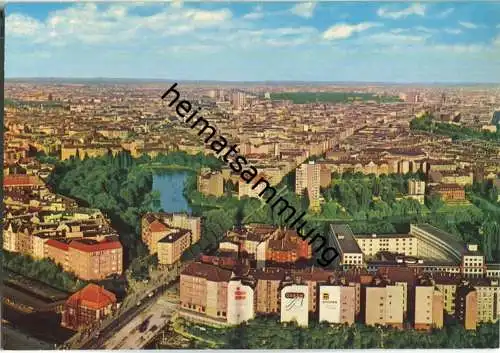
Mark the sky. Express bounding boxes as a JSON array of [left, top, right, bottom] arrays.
[[5, 1, 500, 83]]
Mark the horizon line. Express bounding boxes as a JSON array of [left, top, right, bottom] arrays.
[[5, 77, 500, 86]]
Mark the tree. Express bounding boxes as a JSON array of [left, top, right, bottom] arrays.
[[425, 194, 444, 212], [481, 220, 500, 261], [301, 188, 310, 211]]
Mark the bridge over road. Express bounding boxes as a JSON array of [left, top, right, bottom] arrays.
[[61, 260, 190, 350], [103, 292, 179, 349]]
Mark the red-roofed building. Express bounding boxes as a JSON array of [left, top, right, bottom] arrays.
[[45, 237, 123, 280], [141, 218, 169, 249], [46, 239, 70, 269], [3, 174, 45, 190], [61, 284, 117, 331], [68, 238, 123, 280], [141, 213, 202, 255]]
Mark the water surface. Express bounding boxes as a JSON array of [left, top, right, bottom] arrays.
[[152, 171, 192, 214]]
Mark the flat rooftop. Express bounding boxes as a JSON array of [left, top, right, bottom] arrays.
[[355, 233, 414, 239], [411, 223, 466, 255], [330, 224, 362, 254]]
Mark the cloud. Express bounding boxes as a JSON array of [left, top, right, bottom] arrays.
[[390, 28, 406, 34], [185, 9, 231, 23], [265, 37, 310, 47], [367, 32, 429, 45], [225, 26, 318, 48], [169, 44, 220, 54], [6, 13, 44, 36], [377, 3, 426, 19], [430, 44, 488, 53], [290, 2, 316, 19], [459, 21, 478, 29], [243, 6, 264, 20], [414, 26, 435, 33], [444, 28, 462, 35], [243, 12, 263, 20], [322, 22, 379, 40], [171, 0, 183, 9], [6, 3, 233, 46], [437, 8, 454, 19]]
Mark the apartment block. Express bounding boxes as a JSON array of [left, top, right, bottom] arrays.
[[45, 239, 70, 269], [430, 183, 466, 202], [292, 269, 332, 313], [408, 179, 426, 195], [433, 274, 460, 315], [462, 244, 485, 278], [407, 179, 426, 204], [472, 278, 500, 323], [295, 161, 321, 212], [45, 237, 122, 281], [355, 233, 418, 257], [280, 284, 309, 327], [197, 170, 224, 197], [180, 262, 233, 323], [266, 232, 311, 265], [365, 281, 405, 328], [227, 279, 255, 325], [142, 213, 201, 255], [157, 229, 192, 265], [319, 285, 356, 325], [455, 282, 478, 330], [252, 268, 285, 315], [414, 285, 444, 330], [330, 224, 364, 267]]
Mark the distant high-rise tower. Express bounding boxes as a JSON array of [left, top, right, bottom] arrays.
[[216, 89, 225, 101], [231, 91, 246, 109], [295, 161, 321, 212]]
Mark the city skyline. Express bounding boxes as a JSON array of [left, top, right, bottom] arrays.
[[6, 1, 500, 82]]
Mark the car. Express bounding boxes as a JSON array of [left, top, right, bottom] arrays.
[[138, 318, 151, 333]]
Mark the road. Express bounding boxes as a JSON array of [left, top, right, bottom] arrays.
[[62, 260, 190, 350], [79, 288, 167, 349], [104, 293, 179, 349]]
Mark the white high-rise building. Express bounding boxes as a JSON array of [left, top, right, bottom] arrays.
[[231, 91, 247, 109], [295, 161, 321, 211]]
